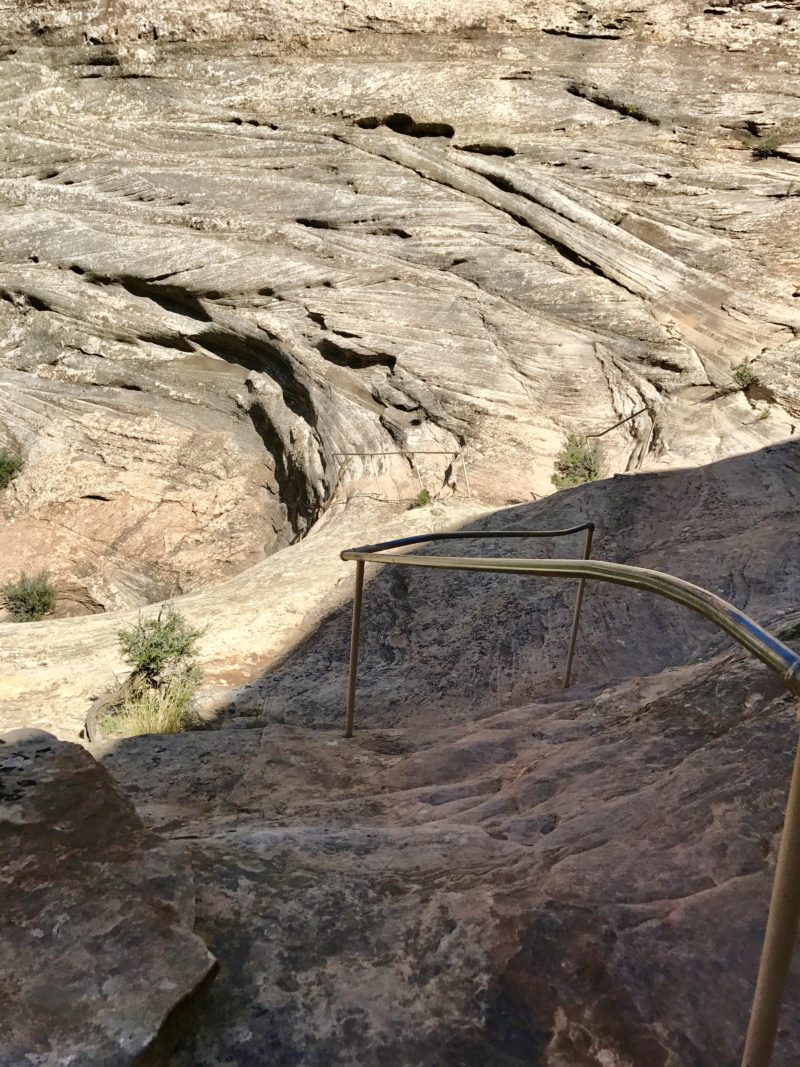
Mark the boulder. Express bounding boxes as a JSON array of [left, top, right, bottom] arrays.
[[0, 728, 217, 1067]]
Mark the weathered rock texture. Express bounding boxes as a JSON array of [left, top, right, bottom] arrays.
[[2, 5, 800, 1067], [1, 13, 799, 611], [97, 620, 800, 1066], [0, 728, 217, 1066], [2, 0, 798, 49], [83, 441, 799, 1067]]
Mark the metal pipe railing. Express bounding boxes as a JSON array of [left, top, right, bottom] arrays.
[[342, 523, 594, 738], [332, 449, 472, 500], [339, 533, 800, 1067]]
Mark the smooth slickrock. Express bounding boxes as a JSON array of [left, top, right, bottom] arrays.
[[1, 15, 799, 615], [2, 5, 800, 1067], [0, 728, 217, 1067]]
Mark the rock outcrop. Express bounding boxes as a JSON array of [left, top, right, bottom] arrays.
[[0, 728, 217, 1066], [1, 17, 799, 611], [86, 440, 799, 1067], [2, 5, 800, 1066]]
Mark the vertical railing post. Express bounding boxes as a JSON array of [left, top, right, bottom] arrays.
[[741, 731, 800, 1067], [369, 455, 382, 498], [344, 560, 365, 738], [411, 452, 424, 493], [563, 523, 594, 689], [459, 451, 472, 499]]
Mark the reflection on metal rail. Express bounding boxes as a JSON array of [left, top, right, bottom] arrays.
[[339, 529, 800, 1067]]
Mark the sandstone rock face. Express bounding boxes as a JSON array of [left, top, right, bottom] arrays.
[[90, 443, 800, 1067], [2, 0, 798, 49], [1, 17, 799, 612], [2, 6, 800, 1067], [96, 637, 800, 1066], [0, 728, 217, 1066]]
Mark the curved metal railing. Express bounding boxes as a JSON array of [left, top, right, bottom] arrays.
[[339, 528, 800, 1067], [342, 523, 595, 738]]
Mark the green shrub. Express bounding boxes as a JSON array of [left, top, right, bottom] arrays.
[[733, 362, 758, 389], [117, 606, 204, 682], [101, 667, 202, 737], [408, 488, 431, 509], [0, 450, 22, 489], [105, 606, 205, 737], [1, 572, 56, 622], [551, 433, 603, 490], [753, 134, 784, 160]]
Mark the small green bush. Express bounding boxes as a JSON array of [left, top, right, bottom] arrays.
[[0, 450, 22, 490], [117, 606, 204, 682], [551, 433, 603, 490], [733, 362, 758, 389], [408, 488, 432, 509], [105, 606, 205, 737], [1, 572, 56, 622], [101, 667, 202, 737], [753, 134, 784, 160]]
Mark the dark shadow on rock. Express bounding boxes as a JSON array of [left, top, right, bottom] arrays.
[[235, 438, 800, 735], [94, 438, 800, 1067]]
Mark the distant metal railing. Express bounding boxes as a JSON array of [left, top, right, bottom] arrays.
[[339, 528, 800, 1067], [333, 449, 471, 500]]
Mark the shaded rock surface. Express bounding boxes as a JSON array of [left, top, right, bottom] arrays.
[[96, 630, 800, 1066], [0, 728, 217, 1066], [92, 442, 800, 1067]]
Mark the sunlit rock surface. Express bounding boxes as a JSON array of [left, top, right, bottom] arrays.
[[1, 6, 799, 610]]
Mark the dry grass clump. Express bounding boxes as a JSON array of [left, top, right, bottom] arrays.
[[102, 667, 201, 737], [102, 607, 205, 737]]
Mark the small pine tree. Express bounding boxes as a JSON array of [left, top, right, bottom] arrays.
[[551, 433, 603, 490]]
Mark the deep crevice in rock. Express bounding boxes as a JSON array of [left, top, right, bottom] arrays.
[[195, 328, 316, 427], [83, 272, 213, 322], [316, 337, 396, 370], [246, 398, 320, 537], [567, 83, 660, 125], [356, 112, 455, 138], [455, 143, 516, 157]]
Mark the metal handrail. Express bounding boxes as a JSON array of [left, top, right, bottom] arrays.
[[339, 531, 800, 1067], [333, 449, 472, 499], [342, 524, 595, 738]]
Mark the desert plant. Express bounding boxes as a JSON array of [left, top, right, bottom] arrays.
[[117, 606, 204, 682], [733, 362, 758, 389], [0, 449, 22, 489], [753, 135, 782, 159], [408, 488, 432, 509], [101, 667, 202, 737], [105, 606, 205, 737], [1, 571, 56, 622], [551, 433, 603, 490]]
